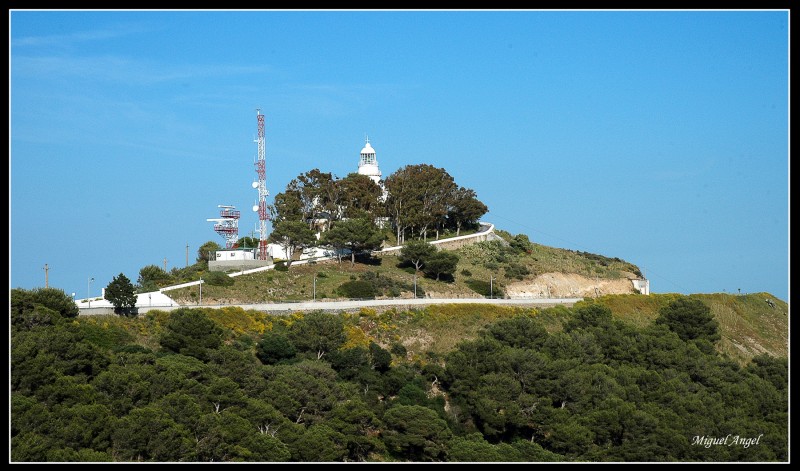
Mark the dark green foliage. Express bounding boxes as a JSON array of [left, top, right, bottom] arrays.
[[256, 332, 297, 365], [509, 233, 534, 253], [288, 311, 346, 358], [9, 289, 788, 462], [105, 273, 138, 316], [390, 343, 408, 357], [11, 288, 62, 330], [565, 302, 613, 331], [383, 405, 452, 461], [198, 240, 223, 262], [460, 269, 472, 277], [30, 287, 80, 319], [369, 342, 392, 372], [274, 260, 288, 271], [465, 279, 504, 298], [268, 220, 316, 267], [656, 297, 721, 344], [159, 309, 224, 361], [204, 270, 234, 287], [137, 265, 172, 292], [504, 262, 530, 280], [323, 217, 385, 266], [423, 251, 459, 281], [399, 240, 436, 273], [337, 280, 376, 299]]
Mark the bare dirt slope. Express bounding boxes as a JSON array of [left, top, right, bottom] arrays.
[[505, 272, 637, 298]]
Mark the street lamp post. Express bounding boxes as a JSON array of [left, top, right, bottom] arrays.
[[313, 276, 317, 302], [490, 275, 494, 299], [199, 277, 203, 305], [414, 274, 417, 299], [149, 293, 152, 307], [88, 277, 94, 308]]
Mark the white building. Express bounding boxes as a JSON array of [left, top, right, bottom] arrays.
[[357, 136, 388, 203], [215, 249, 255, 261], [358, 137, 382, 184]]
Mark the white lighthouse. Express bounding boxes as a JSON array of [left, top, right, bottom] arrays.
[[357, 136, 382, 185]]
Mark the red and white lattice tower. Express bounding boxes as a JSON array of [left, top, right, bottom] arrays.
[[252, 109, 270, 260], [207, 205, 240, 249]]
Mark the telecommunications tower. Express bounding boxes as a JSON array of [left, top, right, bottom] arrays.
[[252, 109, 270, 260], [207, 205, 240, 249]]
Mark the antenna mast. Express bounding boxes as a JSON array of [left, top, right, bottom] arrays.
[[253, 109, 270, 260]]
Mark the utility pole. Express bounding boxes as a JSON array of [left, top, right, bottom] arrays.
[[88, 277, 94, 308], [186, 243, 189, 267], [490, 275, 494, 299], [199, 277, 203, 305], [414, 274, 417, 299], [163, 257, 168, 272], [43, 264, 49, 288], [313, 276, 317, 301]]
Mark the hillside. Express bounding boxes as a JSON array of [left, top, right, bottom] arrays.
[[12, 288, 788, 462], [84, 292, 787, 366], [165, 232, 644, 305]]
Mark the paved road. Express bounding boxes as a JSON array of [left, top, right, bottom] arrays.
[[80, 297, 583, 316]]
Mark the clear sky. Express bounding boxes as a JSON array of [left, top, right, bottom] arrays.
[[10, 10, 789, 302]]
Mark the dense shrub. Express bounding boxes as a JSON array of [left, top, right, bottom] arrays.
[[337, 280, 376, 299]]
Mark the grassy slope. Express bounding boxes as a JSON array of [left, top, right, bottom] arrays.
[[166, 234, 643, 305], [80, 292, 786, 367]]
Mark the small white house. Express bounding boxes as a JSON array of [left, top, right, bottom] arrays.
[[215, 249, 256, 261]]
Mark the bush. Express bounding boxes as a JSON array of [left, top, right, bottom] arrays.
[[390, 343, 408, 357], [337, 280, 376, 299], [31, 287, 80, 319], [274, 261, 288, 272], [465, 279, 504, 298], [460, 269, 472, 277], [256, 332, 297, 365], [205, 270, 234, 287], [504, 263, 530, 280]]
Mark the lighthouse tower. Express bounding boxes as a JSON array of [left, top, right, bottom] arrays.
[[357, 136, 382, 185]]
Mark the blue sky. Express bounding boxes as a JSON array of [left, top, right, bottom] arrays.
[[10, 10, 789, 301]]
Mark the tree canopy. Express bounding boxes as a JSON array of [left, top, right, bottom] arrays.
[[10, 293, 787, 462], [105, 274, 137, 316]]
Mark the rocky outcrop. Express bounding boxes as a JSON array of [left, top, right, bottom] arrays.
[[505, 272, 640, 299]]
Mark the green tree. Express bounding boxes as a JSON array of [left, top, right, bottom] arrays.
[[268, 219, 316, 267], [236, 236, 259, 249], [197, 240, 222, 263], [655, 297, 720, 344], [269, 189, 304, 223], [385, 164, 457, 241], [104, 273, 138, 316], [327, 399, 386, 461], [31, 287, 80, 319], [337, 173, 383, 218], [159, 309, 224, 361], [382, 405, 452, 461], [291, 424, 348, 462], [323, 218, 384, 266], [113, 406, 195, 461], [447, 187, 488, 236], [288, 311, 346, 359], [399, 240, 436, 275], [286, 169, 339, 230], [256, 332, 297, 365], [137, 265, 171, 292], [423, 251, 459, 281], [11, 288, 65, 330]]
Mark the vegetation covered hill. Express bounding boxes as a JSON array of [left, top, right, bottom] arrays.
[[164, 231, 643, 305], [11, 287, 788, 462]]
